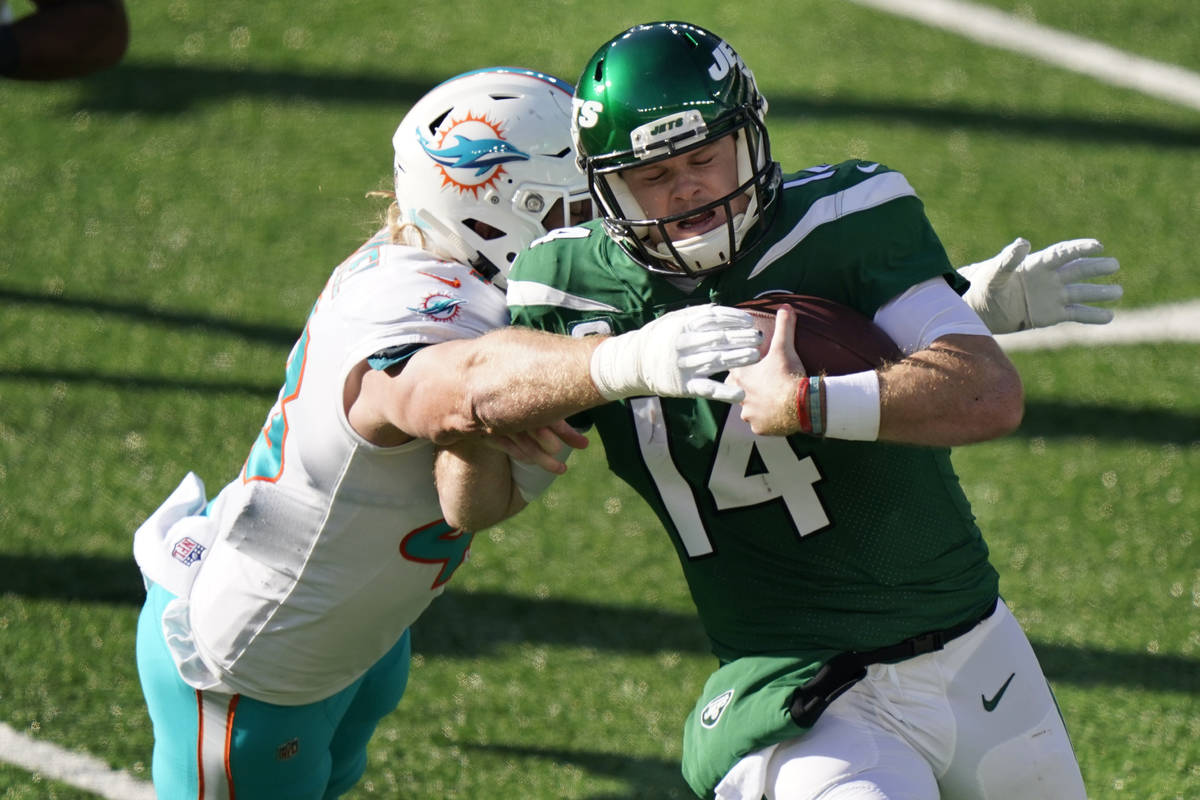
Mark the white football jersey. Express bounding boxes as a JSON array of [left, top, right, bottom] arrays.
[[153, 229, 508, 705]]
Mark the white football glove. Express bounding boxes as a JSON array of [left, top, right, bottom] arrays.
[[959, 238, 1123, 334], [590, 305, 763, 404]]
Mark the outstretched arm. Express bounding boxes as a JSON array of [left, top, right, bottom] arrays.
[[377, 326, 603, 443], [349, 304, 762, 449], [958, 238, 1122, 334]]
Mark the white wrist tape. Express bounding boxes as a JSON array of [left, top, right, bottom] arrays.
[[822, 370, 881, 441], [589, 334, 639, 401]]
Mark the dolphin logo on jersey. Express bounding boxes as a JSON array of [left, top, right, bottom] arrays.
[[408, 292, 466, 322], [400, 521, 475, 588]]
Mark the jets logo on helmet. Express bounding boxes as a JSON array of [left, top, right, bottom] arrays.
[[417, 113, 531, 198], [572, 98, 604, 130], [708, 40, 751, 82]]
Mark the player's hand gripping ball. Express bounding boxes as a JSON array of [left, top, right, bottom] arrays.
[[736, 294, 901, 374]]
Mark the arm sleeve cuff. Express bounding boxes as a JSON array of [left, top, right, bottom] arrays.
[[874, 278, 991, 354]]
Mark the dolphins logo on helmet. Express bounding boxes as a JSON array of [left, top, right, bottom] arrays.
[[392, 67, 591, 288], [417, 112, 530, 197]]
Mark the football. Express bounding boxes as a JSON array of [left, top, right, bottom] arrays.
[[737, 293, 902, 375]]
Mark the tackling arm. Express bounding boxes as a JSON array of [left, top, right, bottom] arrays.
[[349, 304, 762, 449], [360, 325, 605, 446], [433, 438, 526, 532]]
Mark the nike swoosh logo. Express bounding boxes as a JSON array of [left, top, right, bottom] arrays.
[[419, 272, 462, 288], [981, 672, 1016, 712]]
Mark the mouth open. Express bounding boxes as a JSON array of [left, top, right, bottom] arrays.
[[674, 208, 720, 237]]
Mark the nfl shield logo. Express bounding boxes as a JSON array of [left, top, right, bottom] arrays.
[[171, 536, 206, 566]]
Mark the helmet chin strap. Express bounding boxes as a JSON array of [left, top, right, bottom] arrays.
[[415, 209, 476, 265], [414, 209, 507, 288]]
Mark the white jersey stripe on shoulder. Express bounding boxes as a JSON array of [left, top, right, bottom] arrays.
[[506, 280, 621, 313], [197, 691, 237, 799], [749, 171, 917, 279], [782, 169, 835, 188]]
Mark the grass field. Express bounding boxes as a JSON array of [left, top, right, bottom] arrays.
[[0, 0, 1197, 798]]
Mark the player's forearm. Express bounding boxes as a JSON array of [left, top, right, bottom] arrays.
[[434, 440, 525, 532], [468, 328, 606, 433], [875, 336, 1023, 446], [399, 327, 605, 443]]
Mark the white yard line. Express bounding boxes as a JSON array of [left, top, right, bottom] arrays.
[[996, 299, 1200, 351], [0, 722, 155, 800], [839, 2, 1200, 347], [847, 0, 1200, 112]]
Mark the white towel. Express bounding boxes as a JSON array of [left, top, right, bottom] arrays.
[[714, 743, 780, 800], [132, 472, 214, 598]]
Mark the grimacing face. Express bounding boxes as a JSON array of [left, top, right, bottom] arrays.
[[618, 133, 749, 246]]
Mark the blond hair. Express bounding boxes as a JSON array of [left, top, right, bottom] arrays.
[[367, 189, 428, 249]]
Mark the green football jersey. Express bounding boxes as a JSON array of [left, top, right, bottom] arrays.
[[508, 160, 999, 665]]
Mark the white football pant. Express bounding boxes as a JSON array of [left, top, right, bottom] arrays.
[[758, 600, 1086, 799]]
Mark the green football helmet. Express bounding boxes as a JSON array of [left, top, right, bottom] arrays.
[[573, 21, 780, 277]]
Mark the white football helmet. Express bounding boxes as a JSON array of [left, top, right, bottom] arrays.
[[392, 67, 591, 288]]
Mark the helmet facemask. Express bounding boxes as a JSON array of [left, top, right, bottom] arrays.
[[588, 113, 774, 278]]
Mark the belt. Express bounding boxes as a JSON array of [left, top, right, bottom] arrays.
[[788, 598, 998, 728]]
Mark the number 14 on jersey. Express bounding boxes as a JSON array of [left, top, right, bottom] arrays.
[[631, 397, 830, 558]]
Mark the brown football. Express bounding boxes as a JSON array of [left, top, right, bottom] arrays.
[[737, 293, 902, 375]]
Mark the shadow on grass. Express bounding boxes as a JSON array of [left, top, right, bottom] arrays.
[[0, 366, 276, 396], [0, 555, 1194, 695], [70, 62, 1200, 151], [413, 588, 712, 656], [1017, 400, 1200, 443], [0, 553, 146, 605], [462, 742, 688, 800], [0, 285, 297, 348]]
